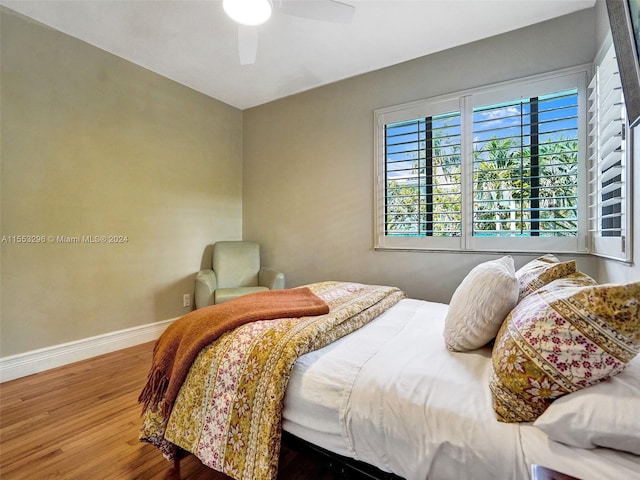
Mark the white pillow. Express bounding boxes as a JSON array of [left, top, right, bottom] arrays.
[[443, 256, 518, 352], [533, 356, 640, 455]]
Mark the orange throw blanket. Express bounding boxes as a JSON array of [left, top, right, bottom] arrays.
[[138, 287, 329, 417]]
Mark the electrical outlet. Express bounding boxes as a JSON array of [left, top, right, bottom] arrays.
[[183, 293, 191, 308]]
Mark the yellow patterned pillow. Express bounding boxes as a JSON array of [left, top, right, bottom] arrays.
[[489, 278, 640, 423], [540, 270, 598, 289], [515, 254, 577, 301]]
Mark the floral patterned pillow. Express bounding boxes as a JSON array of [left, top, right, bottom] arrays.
[[515, 254, 577, 301], [489, 276, 640, 423]]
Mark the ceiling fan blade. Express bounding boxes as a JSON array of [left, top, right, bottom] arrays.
[[276, 0, 355, 24], [237, 25, 258, 65]]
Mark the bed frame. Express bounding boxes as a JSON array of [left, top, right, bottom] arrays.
[[171, 431, 404, 479], [281, 431, 404, 480]]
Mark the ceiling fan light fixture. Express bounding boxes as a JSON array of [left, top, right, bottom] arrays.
[[223, 0, 273, 26]]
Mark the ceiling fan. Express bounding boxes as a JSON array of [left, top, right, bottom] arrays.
[[223, 0, 356, 65]]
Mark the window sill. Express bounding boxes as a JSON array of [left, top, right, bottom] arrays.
[[373, 247, 594, 257]]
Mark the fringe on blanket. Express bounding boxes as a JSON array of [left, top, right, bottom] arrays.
[[139, 368, 170, 417]]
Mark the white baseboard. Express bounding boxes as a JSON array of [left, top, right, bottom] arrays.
[[0, 318, 177, 383]]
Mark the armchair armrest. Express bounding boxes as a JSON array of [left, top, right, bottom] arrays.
[[195, 269, 218, 308], [259, 267, 285, 290]]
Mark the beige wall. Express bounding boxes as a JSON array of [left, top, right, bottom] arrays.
[[243, 8, 614, 303], [0, 9, 243, 356], [2, 4, 638, 359]]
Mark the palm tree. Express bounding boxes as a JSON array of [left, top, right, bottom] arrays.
[[473, 137, 524, 234]]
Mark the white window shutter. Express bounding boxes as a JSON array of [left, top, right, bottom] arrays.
[[588, 41, 632, 261]]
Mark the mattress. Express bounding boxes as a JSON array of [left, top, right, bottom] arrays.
[[282, 298, 640, 480]]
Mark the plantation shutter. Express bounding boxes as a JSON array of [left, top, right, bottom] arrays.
[[471, 91, 579, 238], [374, 68, 587, 253], [588, 41, 631, 261], [375, 97, 463, 250], [384, 112, 462, 237]]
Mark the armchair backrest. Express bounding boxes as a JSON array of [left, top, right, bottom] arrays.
[[212, 241, 260, 288]]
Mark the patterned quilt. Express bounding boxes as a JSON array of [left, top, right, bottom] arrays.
[[140, 281, 406, 480]]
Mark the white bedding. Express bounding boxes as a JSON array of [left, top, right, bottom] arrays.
[[282, 298, 640, 480]]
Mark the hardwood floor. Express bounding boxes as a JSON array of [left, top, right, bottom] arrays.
[[0, 342, 338, 480]]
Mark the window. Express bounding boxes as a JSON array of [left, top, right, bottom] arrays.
[[587, 40, 632, 262], [384, 112, 461, 238], [375, 68, 588, 253], [472, 91, 579, 239]]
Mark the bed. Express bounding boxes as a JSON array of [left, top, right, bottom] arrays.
[[140, 257, 640, 480]]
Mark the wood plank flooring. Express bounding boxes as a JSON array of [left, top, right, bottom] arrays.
[[0, 342, 338, 480]]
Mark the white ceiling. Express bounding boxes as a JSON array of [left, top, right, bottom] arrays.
[[1, 0, 596, 110]]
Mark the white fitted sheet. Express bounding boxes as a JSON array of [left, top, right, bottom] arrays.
[[282, 297, 412, 459], [282, 298, 640, 480]]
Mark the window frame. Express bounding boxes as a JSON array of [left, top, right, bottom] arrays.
[[374, 66, 590, 254]]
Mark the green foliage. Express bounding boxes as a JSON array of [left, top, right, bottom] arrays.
[[386, 135, 578, 237]]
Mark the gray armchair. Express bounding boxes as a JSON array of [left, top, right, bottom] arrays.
[[194, 241, 285, 308]]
